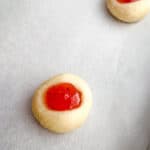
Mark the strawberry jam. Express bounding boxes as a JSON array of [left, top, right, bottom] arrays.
[[44, 83, 82, 111], [117, 0, 138, 3]]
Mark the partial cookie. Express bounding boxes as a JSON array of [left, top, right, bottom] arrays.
[[32, 73, 92, 133], [106, 0, 150, 23]]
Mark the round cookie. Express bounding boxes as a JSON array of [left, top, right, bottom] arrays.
[[106, 0, 150, 23], [32, 73, 92, 133]]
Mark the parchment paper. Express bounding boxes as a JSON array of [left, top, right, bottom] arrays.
[[0, 0, 150, 149]]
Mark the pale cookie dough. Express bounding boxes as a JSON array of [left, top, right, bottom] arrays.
[[106, 0, 150, 23], [32, 73, 92, 133]]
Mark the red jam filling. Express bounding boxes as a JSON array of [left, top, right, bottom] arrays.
[[44, 83, 82, 111], [117, 0, 138, 3]]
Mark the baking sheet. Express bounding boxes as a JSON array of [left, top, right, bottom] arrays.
[[0, 0, 150, 149]]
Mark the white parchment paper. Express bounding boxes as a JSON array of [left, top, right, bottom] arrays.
[[0, 0, 150, 149]]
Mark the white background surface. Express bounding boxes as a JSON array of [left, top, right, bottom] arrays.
[[0, 0, 150, 149]]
